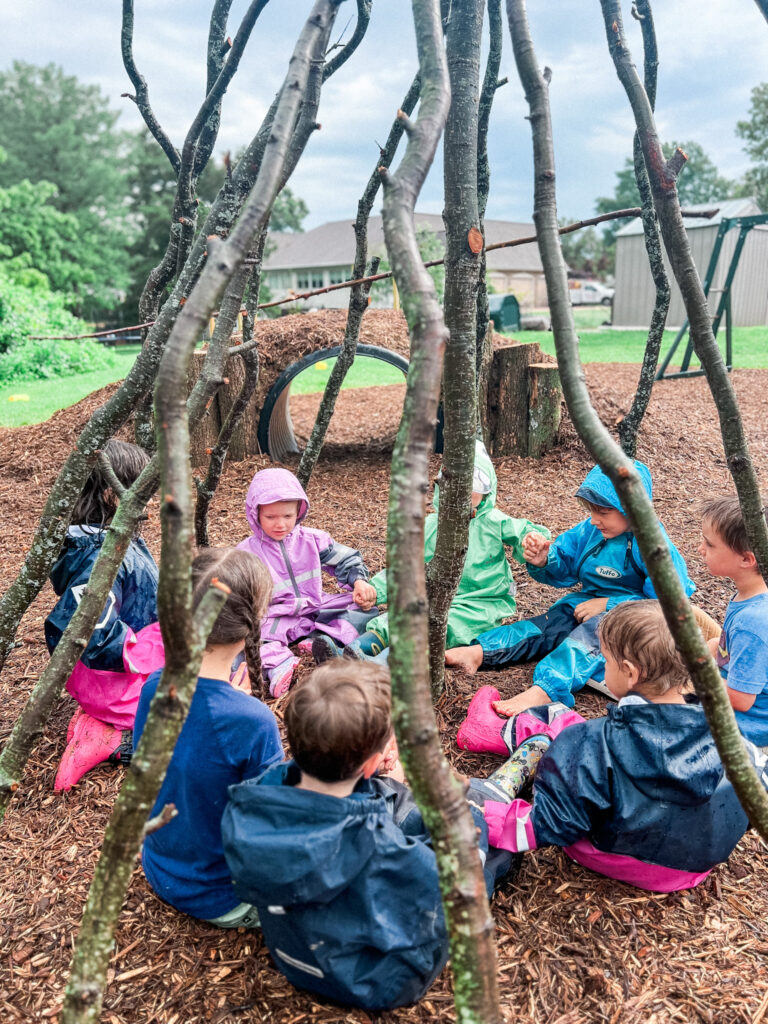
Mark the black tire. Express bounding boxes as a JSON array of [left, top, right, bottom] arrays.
[[257, 344, 447, 458]]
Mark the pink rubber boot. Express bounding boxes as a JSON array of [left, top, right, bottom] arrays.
[[268, 656, 299, 699], [456, 686, 508, 756], [65, 707, 83, 744], [55, 713, 130, 792]]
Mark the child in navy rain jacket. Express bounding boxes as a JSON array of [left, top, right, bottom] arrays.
[[222, 660, 512, 1011], [447, 461, 695, 717], [45, 439, 162, 791], [472, 601, 751, 892]]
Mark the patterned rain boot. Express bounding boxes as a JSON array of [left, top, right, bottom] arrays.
[[343, 630, 387, 660]]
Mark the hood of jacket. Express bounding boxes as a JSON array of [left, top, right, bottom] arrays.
[[604, 699, 725, 805], [433, 439, 497, 518], [223, 762, 404, 905], [244, 468, 310, 537], [576, 461, 652, 514], [49, 526, 106, 595]]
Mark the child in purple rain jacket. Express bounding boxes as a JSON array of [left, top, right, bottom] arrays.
[[237, 468, 377, 696]]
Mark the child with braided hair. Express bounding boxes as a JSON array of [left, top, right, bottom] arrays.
[[134, 547, 283, 927]]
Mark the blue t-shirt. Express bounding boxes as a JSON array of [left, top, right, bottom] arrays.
[[134, 670, 283, 920], [717, 592, 768, 746]]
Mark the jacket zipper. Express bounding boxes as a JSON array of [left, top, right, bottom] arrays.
[[280, 540, 301, 597]]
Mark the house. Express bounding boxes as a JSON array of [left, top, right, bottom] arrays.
[[262, 213, 546, 310], [613, 198, 768, 328]]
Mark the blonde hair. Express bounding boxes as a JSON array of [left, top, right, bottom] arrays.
[[599, 600, 691, 696]]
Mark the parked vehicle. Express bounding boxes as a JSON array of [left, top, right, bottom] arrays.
[[568, 280, 614, 306], [488, 293, 521, 332]]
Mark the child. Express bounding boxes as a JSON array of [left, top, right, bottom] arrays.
[[474, 601, 750, 892], [447, 461, 695, 716], [237, 467, 377, 696], [45, 439, 163, 791], [330, 440, 549, 662], [134, 547, 283, 927], [700, 496, 768, 747], [221, 661, 512, 1011]]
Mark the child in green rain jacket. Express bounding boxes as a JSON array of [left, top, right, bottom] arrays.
[[317, 441, 549, 663]]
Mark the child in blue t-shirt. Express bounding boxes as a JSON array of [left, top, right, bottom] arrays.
[[134, 547, 283, 927], [700, 497, 768, 747]]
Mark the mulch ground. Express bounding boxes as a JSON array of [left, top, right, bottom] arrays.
[[1, 354, 768, 1024]]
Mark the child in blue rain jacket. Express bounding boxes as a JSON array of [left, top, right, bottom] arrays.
[[447, 461, 695, 716]]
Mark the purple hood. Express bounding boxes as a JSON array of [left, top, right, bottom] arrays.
[[244, 468, 309, 538]]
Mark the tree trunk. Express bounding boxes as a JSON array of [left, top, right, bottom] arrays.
[[61, 8, 342, 1022], [616, 0, 670, 458], [382, 1, 500, 1019], [507, 0, 768, 840], [426, 0, 484, 698], [296, 74, 421, 489], [598, 0, 768, 584], [527, 362, 561, 458]]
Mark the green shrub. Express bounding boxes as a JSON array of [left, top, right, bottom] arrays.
[[0, 265, 114, 382]]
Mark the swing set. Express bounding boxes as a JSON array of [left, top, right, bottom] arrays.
[[656, 212, 768, 380]]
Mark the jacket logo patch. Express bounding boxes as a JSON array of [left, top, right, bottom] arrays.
[[594, 566, 621, 579], [72, 584, 116, 629]]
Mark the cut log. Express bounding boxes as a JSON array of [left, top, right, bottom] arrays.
[[216, 351, 262, 462], [527, 363, 562, 458]]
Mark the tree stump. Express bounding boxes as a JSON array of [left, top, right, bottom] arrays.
[[485, 341, 561, 457]]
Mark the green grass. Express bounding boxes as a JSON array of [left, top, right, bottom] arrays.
[[289, 355, 405, 395], [0, 346, 141, 427], [0, 349, 404, 428], [511, 323, 768, 368]]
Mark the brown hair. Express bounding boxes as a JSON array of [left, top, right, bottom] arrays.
[[701, 495, 765, 560], [599, 600, 690, 696], [72, 439, 150, 528], [284, 661, 392, 783], [192, 548, 272, 689]]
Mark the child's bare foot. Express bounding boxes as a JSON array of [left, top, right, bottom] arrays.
[[445, 643, 484, 674], [492, 685, 551, 718]]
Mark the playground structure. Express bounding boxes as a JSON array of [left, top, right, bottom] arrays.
[[189, 309, 561, 465], [656, 211, 768, 380]]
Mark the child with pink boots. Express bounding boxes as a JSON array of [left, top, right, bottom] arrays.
[[45, 440, 164, 791], [237, 468, 377, 696]]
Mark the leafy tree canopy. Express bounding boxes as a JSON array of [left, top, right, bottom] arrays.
[[736, 82, 768, 212], [0, 62, 132, 318], [595, 140, 738, 246]]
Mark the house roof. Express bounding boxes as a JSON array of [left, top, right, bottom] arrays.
[[263, 213, 543, 273], [615, 197, 764, 238]]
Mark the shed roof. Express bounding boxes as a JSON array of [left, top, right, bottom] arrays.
[[264, 213, 543, 273], [616, 197, 763, 238]]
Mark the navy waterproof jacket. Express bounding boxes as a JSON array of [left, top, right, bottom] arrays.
[[222, 762, 451, 1011], [530, 697, 749, 872], [45, 525, 158, 670]]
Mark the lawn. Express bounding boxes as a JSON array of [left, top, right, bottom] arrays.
[[0, 348, 405, 428], [1, 321, 765, 428]]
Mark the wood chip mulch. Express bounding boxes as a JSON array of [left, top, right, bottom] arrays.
[[1, 356, 768, 1024]]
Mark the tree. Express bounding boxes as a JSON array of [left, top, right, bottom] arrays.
[[595, 139, 737, 246], [736, 82, 768, 211], [120, 134, 309, 323], [558, 219, 611, 276], [0, 63, 131, 318]]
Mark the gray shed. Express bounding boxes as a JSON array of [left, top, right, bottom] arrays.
[[613, 198, 768, 328]]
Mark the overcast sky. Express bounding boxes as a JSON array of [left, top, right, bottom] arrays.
[[4, 0, 766, 229]]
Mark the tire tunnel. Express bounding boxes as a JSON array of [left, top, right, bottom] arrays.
[[257, 343, 442, 461]]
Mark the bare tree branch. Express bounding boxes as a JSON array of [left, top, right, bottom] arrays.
[[382, 1, 500, 1018], [507, 0, 768, 844], [322, 0, 372, 80], [121, 0, 181, 174]]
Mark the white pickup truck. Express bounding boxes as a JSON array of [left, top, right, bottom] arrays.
[[568, 280, 614, 306]]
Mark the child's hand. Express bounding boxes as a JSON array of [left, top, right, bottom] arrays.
[[573, 597, 609, 623], [353, 579, 377, 610], [522, 531, 550, 567], [230, 662, 252, 694], [380, 735, 405, 782]]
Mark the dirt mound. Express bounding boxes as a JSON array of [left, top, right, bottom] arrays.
[[2, 363, 768, 1023]]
